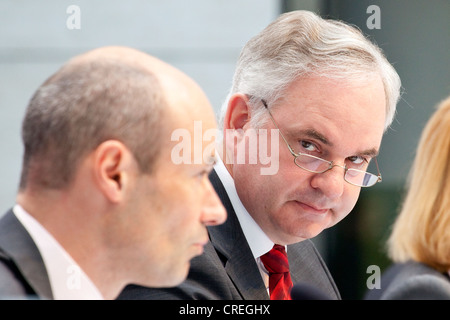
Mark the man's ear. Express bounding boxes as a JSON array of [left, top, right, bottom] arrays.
[[223, 93, 251, 131], [222, 94, 253, 167], [93, 140, 135, 204]]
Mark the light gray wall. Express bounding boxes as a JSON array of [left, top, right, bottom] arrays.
[[0, 0, 281, 213]]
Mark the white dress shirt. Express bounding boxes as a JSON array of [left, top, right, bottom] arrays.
[[13, 204, 104, 300], [214, 156, 280, 294]]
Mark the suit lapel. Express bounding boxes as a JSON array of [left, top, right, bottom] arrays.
[[287, 242, 307, 285], [208, 170, 269, 300], [0, 210, 53, 299]]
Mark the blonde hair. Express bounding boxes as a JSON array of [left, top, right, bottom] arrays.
[[219, 10, 401, 131], [387, 95, 450, 272]]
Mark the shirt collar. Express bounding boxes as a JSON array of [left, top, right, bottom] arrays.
[[214, 155, 274, 258], [13, 204, 104, 300]]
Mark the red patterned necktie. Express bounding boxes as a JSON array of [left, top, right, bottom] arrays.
[[260, 244, 293, 300]]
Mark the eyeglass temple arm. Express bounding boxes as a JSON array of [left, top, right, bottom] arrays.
[[261, 99, 298, 157], [374, 157, 382, 182]]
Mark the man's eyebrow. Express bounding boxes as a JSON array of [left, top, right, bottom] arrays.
[[357, 148, 379, 158], [296, 129, 332, 147], [295, 128, 379, 157]]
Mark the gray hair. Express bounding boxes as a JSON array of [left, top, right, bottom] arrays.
[[20, 57, 165, 189], [219, 10, 401, 131]]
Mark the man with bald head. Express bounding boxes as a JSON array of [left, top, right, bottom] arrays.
[[0, 46, 226, 300]]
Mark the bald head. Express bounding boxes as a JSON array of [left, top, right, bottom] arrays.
[[68, 46, 202, 93], [19, 46, 213, 190], [68, 46, 214, 129]]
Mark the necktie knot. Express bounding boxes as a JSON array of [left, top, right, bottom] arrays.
[[260, 244, 289, 274], [260, 244, 293, 300]]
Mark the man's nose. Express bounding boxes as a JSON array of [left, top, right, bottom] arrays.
[[201, 180, 227, 226]]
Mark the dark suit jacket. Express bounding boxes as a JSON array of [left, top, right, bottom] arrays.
[[364, 260, 450, 300], [118, 169, 341, 300], [0, 209, 52, 299]]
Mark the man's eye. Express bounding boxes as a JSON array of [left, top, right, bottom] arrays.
[[347, 156, 367, 166], [299, 140, 318, 153]]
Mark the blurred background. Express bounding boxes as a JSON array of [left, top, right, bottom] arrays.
[[1, 0, 449, 299]]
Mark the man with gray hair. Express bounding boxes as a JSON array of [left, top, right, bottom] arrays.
[[0, 46, 226, 300], [119, 10, 401, 300]]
